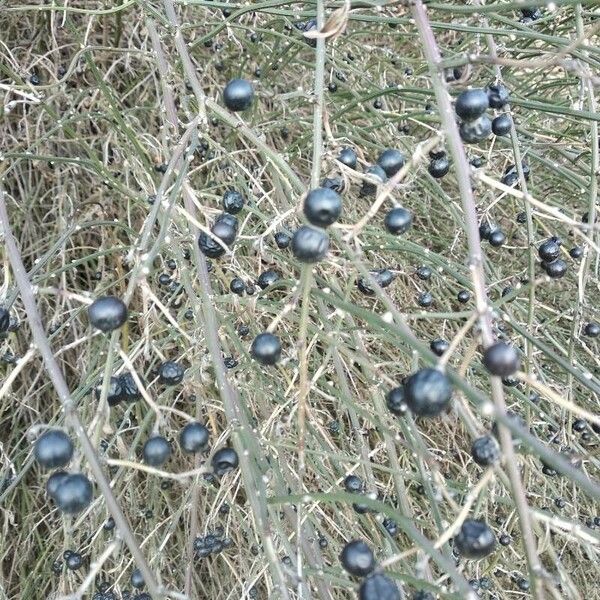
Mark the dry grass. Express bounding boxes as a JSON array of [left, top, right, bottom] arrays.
[[0, 1, 599, 599]]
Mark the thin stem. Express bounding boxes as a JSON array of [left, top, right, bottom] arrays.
[[0, 190, 162, 599], [409, 4, 544, 596]]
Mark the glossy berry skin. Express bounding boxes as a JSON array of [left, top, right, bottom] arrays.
[[88, 297, 128, 332], [230, 277, 246, 296], [0, 308, 9, 333], [143, 436, 171, 467], [455, 89, 489, 120], [569, 246, 583, 259], [66, 552, 83, 571], [428, 156, 450, 178], [223, 79, 254, 111], [274, 232, 291, 249], [303, 187, 342, 227], [416, 266, 432, 281], [538, 239, 560, 262], [344, 474, 363, 493], [340, 540, 375, 577], [212, 447, 239, 475], [457, 289, 471, 303], [257, 269, 280, 290], [486, 83, 509, 109], [359, 573, 401, 600], [179, 422, 210, 453], [212, 213, 238, 245], [291, 226, 329, 263], [377, 149, 405, 177], [471, 435, 501, 466], [404, 368, 453, 417], [479, 222, 493, 240], [384, 207, 412, 235], [454, 519, 496, 559], [430, 338, 449, 357], [488, 229, 506, 247], [131, 568, 145, 589], [53, 473, 93, 514], [483, 342, 520, 377], [386, 387, 408, 416], [34, 429, 74, 469], [119, 373, 141, 402], [544, 258, 567, 278], [94, 377, 123, 406], [417, 292, 433, 307], [357, 269, 394, 295], [338, 147, 357, 170], [158, 361, 184, 385], [222, 190, 245, 214], [584, 322, 600, 337], [250, 332, 281, 365], [198, 231, 225, 258], [492, 114, 512, 136], [459, 115, 492, 143], [361, 165, 387, 196], [46, 470, 69, 499]]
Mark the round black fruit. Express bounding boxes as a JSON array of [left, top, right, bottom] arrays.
[[66, 552, 83, 571], [250, 332, 281, 365], [359, 573, 401, 600], [88, 297, 128, 332], [223, 79, 254, 111], [291, 226, 329, 263], [384, 207, 412, 235], [457, 289, 471, 303], [377, 149, 405, 177], [143, 435, 171, 467], [53, 473, 93, 514], [404, 368, 452, 417], [417, 292, 433, 307], [303, 187, 342, 227], [454, 519, 496, 559], [179, 422, 210, 453], [46, 470, 69, 500], [459, 115, 492, 143], [338, 147, 357, 170], [212, 447, 239, 475], [492, 114, 512, 136], [482, 342, 520, 377], [486, 83, 509, 109], [471, 435, 501, 466], [222, 190, 244, 214], [455, 89, 489, 120], [34, 429, 74, 469], [344, 474, 363, 493], [212, 213, 238, 245], [361, 165, 387, 196], [428, 156, 450, 178], [357, 269, 394, 295], [569, 246, 583, 259], [544, 258, 567, 278], [274, 232, 291, 249], [198, 231, 225, 258], [538, 239, 560, 262], [257, 270, 281, 290], [488, 229, 506, 247], [340, 540, 375, 577], [131, 568, 145, 589], [230, 277, 246, 296], [158, 361, 185, 385], [430, 338, 449, 357], [584, 322, 600, 337], [386, 387, 408, 416]]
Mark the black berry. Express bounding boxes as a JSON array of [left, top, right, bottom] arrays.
[[291, 226, 329, 263], [143, 436, 171, 466], [358, 573, 401, 600], [222, 190, 245, 214], [338, 147, 357, 170], [404, 368, 453, 417], [158, 361, 185, 385], [53, 473, 93, 514], [250, 332, 281, 365], [303, 187, 342, 227], [454, 519, 496, 559], [459, 115, 492, 143], [223, 79, 254, 111], [179, 422, 210, 453], [386, 387, 408, 416], [377, 149, 405, 177], [257, 269, 281, 290], [486, 83, 509, 109], [340, 540, 376, 577], [492, 114, 512, 136], [471, 435, 501, 466], [88, 297, 128, 332], [212, 447, 239, 475], [34, 429, 74, 469], [483, 342, 520, 376], [455, 89, 489, 120], [384, 207, 412, 235]]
